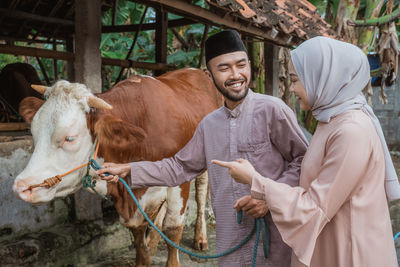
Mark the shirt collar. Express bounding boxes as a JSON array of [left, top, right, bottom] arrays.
[[223, 89, 253, 118]]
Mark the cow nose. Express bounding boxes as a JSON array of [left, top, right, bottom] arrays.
[[13, 179, 33, 202]]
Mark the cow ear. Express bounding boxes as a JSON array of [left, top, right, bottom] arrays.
[[94, 115, 147, 151], [19, 97, 45, 124]]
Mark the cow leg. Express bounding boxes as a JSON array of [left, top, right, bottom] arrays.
[[131, 224, 152, 267], [146, 200, 168, 256], [163, 183, 190, 267], [128, 187, 168, 266], [194, 171, 209, 251]]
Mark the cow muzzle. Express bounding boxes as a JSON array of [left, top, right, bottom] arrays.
[[13, 177, 55, 204]]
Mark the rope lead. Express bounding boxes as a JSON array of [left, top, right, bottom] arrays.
[[89, 158, 269, 266]]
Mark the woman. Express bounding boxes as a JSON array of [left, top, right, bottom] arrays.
[[212, 37, 399, 267]]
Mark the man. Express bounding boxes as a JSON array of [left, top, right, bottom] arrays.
[[97, 30, 308, 266]]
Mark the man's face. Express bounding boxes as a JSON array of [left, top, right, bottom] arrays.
[[206, 51, 251, 103]]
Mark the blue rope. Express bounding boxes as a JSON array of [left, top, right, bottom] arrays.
[[89, 158, 270, 265], [394, 232, 400, 241]]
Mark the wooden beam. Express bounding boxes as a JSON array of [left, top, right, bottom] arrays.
[[0, 35, 64, 45], [102, 18, 195, 33], [0, 44, 74, 60], [136, 0, 292, 46], [0, 8, 74, 26], [0, 123, 29, 132], [102, 58, 174, 70], [0, 45, 174, 71], [11, 17, 195, 36], [33, 0, 66, 40]]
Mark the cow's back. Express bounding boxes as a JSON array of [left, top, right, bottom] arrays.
[[89, 68, 222, 162]]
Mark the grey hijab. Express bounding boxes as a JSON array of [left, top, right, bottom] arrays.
[[291, 36, 400, 202]]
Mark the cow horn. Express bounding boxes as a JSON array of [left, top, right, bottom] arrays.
[[31, 84, 48, 94], [87, 96, 113, 110]]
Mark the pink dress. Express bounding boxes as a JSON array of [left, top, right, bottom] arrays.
[[251, 110, 397, 267]]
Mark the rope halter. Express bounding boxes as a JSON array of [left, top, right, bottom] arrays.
[[26, 139, 100, 191]]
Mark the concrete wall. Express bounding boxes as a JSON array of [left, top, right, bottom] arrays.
[[371, 84, 400, 150], [0, 138, 131, 266], [0, 137, 211, 266]]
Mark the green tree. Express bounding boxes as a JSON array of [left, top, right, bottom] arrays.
[[299, 0, 400, 133]]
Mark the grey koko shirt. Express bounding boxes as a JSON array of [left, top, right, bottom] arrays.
[[129, 89, 308, 266]]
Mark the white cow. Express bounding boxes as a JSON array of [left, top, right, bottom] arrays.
[[14, 69, 222, 266]]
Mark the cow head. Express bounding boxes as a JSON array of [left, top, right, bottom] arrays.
[[13, 81, 112, 204]]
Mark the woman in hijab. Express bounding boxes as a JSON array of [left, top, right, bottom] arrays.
[[212, 36, 399, 267]]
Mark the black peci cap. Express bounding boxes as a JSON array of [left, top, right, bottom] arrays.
[[205, 30, 247, 64]]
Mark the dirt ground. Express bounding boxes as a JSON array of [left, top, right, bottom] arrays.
[[3, 137, 400, 266], [106, 152, 400, 267], [82, 225, 219, 267]]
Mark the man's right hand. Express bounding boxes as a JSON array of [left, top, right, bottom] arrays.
[[234, 195, 268, 218], [96, 162, 131, 183]]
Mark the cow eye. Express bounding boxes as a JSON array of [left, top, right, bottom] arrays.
[[65, 136, 76, 142]]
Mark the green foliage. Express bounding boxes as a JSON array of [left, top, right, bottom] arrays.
[[0, 0, 217, 91], [167, 50, 200, 68], [0, 41, 68, 84], [100, 0, 220, 89], [0, 54, 24, 71], [308, 0, 328, 16]]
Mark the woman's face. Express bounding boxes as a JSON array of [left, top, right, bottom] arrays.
[[288, 59, 311, 111]]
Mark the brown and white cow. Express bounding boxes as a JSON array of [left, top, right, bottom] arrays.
[[13, 68, 222, 267], [0, 63, 43, 122]]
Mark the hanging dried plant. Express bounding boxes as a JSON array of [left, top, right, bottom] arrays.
[[376, 21, 399, 104]]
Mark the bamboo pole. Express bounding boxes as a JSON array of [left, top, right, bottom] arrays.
[[349, 5, 398, 26]]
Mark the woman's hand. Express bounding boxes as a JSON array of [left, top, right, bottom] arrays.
[[211, 158, 256, 185], [95, 162, 131, 183]]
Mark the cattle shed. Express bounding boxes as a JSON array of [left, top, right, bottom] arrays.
[[0, 1, 336, 266], [0, 0, 335, 93]]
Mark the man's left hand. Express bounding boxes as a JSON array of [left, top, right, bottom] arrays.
[[234, 195, 268, 218]]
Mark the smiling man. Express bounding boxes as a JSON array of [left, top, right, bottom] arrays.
[[97, 30, 308, 266]]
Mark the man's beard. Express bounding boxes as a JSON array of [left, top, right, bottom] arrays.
[[211, 74, 250, 102]]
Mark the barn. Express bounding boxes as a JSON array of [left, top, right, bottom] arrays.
[[0, 0, 336, 266]]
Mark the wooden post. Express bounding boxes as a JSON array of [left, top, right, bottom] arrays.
[[66, 37, 75, 82], [112, 0, 118, 26], [198, 25, 209, 69], [255, 41, 265, 94], [246, 38, 256, 91], [53, 40, 58, 81], [74, 0, 102, 93], [73, 0, 103, 222], [35, 57, 51, 85], [264, 42, 279, 96], [154, 9, 168, 76]]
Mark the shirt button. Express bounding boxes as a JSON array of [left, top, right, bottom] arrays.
[[231, 121, 236, 126]]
